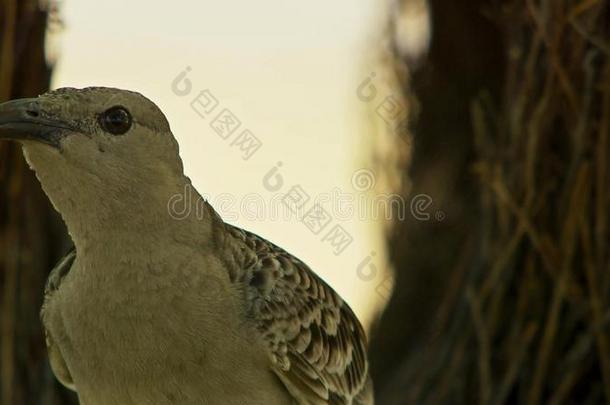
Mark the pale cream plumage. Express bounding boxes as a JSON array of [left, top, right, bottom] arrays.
[[0, 87, 373, 405]]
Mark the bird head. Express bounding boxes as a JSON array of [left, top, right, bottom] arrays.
[[0, 87, 182, 173], [0, 87, 195, 239]]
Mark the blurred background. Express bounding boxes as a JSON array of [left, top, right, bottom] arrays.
[[1, 0, 609, 404]]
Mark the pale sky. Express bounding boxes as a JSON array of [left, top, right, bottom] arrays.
[[52, 0, 391, 327]]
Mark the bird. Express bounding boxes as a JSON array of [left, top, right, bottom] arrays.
[[0, 87, 374, 405]]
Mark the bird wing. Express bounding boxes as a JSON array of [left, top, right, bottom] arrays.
[[41, 248, 77, 391], [223, 225, 373, 405]]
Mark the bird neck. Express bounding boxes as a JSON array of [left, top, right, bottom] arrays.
[[22, 142, 222, 254], [63, 179, 219, 253], [27, 165, 216, 254]]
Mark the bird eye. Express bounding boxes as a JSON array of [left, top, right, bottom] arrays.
[[99, 106, 132, 135]]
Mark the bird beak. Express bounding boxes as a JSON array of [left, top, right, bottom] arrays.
[[0, 98, 75, 148]]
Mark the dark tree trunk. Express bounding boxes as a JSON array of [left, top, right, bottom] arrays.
[[370, 0, 505, 397], [371, 1, 610, 404], [0, 1, 76, 404]]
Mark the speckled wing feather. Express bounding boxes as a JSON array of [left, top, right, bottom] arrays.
[[223, 225, 373, 405], [41, 248, 77, 391]]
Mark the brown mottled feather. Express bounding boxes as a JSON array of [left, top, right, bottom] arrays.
[[223, 225, 373, 405], [41, 227, 374, 403]]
